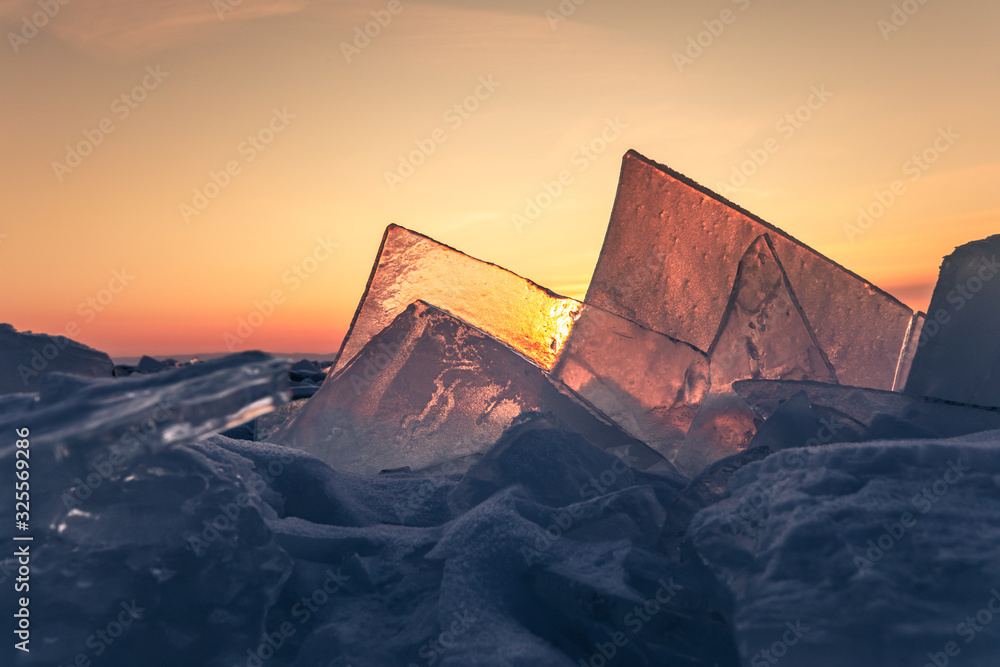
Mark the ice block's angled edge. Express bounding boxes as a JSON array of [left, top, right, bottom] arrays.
[[595, 150, 912, 313], [331, 223, 578, 373], [331, 224, 395, 370]]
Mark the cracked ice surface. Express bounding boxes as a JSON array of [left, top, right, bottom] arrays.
[[672, 235, 838, 476], [331, 225, 709, 459], [708, 234, 837, 388], [273, 301, 669, 476], [585, 150, 913, 390]]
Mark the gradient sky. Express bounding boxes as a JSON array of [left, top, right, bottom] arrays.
[[1, 0, 997, 358]]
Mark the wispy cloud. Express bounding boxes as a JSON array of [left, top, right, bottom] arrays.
[[12, 0, 310, 59]]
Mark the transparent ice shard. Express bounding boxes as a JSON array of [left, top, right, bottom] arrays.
[[585, 150, 914, 390], [0, 323, 113, 394], [669, 392, 758, 477], [552, 305, 709, 459], [273, 301, 667, 476], [905, 235, 1000, 407], [333, 225, 709, 459], [0, 352, 290, 466], [671, 235, 837, 476], [892, 311, 925, 391], [0, 352, 290, 558], [734, 378, 1000, 439]]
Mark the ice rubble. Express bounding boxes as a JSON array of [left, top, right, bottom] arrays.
[[0, 323, 113, 394], [270, 301, 668, 476], [0, 353, 292, 667], [585, 150, 915, 390], [905, 235, 1000, 407], [330, 225, 709, 460], [733, 378, 1000, 441], [0, 353, 740, 666]]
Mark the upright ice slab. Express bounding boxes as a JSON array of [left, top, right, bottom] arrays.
[[333, 225, 709, 459], [905, 235, 1000, 407], [0, 323, 114, 394], [273, 301, 666, 475], [672, 236, 837, 476], [585, 150, 914, 390]]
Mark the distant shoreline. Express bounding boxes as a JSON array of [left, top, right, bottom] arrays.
[[112, 352, 337, 366]]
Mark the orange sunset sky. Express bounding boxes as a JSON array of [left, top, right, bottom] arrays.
[[1, 0, 998, 358]]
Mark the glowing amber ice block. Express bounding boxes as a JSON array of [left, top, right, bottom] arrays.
[[274, 301, 665, 475], [585, 150, 914, 390], [332, 225, 709, 459], [334, 225, 580, 373]]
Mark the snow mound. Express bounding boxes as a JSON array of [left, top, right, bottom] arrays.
[[690, 434, 1000, 666]]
